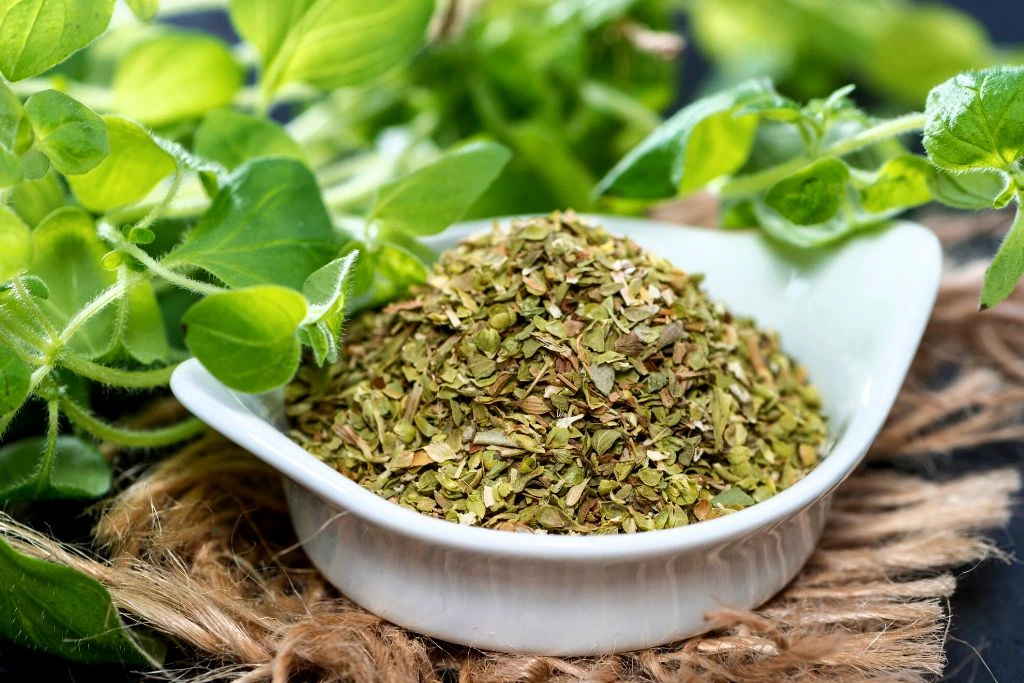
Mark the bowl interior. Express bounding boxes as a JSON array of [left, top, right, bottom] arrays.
[[171, 216, 941, 555]]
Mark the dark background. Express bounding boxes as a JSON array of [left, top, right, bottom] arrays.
[[2, 1, 1022, 681]]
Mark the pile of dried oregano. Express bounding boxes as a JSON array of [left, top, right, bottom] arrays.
[[287, 212, 827, 533]]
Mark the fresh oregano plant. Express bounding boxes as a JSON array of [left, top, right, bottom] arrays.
[[597, 65, 1024, 309], [0, 0, 512, 664]]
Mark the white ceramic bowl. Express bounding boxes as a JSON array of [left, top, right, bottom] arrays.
[[170, 216, 941, 655]]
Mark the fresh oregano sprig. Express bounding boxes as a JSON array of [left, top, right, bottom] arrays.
[[0, 0, 517, 666], [596, 65, 1024, 309], [0, 106, 509, 450]]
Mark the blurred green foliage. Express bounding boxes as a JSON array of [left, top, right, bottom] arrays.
[[686, 0, 1021, 107], [303, 0, 681, 215]]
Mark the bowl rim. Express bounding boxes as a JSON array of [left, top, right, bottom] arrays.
[[170, 217, 941, 561]]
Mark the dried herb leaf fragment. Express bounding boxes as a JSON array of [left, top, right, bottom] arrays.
[[289, 213, 827, 534]]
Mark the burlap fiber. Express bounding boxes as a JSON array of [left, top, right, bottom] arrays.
[[1, 202, 1021, 682]]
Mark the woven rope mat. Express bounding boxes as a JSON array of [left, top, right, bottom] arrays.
[[2, 205, 1022, 682]]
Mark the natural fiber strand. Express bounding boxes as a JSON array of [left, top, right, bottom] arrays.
[[0, 201, 1019, 681], [0, 436, 1014, 682]]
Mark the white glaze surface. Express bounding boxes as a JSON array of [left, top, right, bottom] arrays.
[[171, 216, 941, 654]]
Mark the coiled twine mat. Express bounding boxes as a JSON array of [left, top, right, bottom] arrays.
[[2, 200, 1022, 682]]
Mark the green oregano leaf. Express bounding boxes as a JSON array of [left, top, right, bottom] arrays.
[[9, 170, 64, 225], [0, 81, 31, 186], [165, 158, 342, 291], [340, 239, 374, 305], [594, 79, 773, 199], [243, 0, 435, 98], [119, 280, 170, 364], [813, 84, 858, 118], [183, 285, 308, 392], [0, 344, 31, 415], [764, 157, 850, 225], [67, 116, 175, 212], [0, 206, 32, 282], [923, 67, 1024, 308], [923, 66, 1024, 173], [720, 198, 758, 229], [15, 274, 47, 298], [0, 0, 115, 81], [371, 141, 512, 237], [859, 155, 934, 213], [0, 80, 31, 154], [980, 208, 1024, 309], [502, 121, 596, 211], [0, 147, 21, 187], [302, 251, 358, 323], [194, 108, 306, 171], [127, 225, 156, 244], [28, 208, 118, 358], [0, 435, 111, 503], [23, 89, 109, 175], [346, 241, 428, 314], [300, 252, 359, 365], [928, 168, 1011, 210], [228, 0, 314, 69], [300, 322, 334, 366], [18, 146, 48, 180], [125, 0, 158, 21], [733, 92, 802, 122], [101, 250, 124, 270], [0, 537, 165, 665], [113, 33, 243, 126], [752, 195, 878, 249]]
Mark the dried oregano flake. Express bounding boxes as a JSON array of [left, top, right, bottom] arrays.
[[287, 212, 827, 534]]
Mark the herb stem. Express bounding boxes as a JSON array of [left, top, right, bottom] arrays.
[[58, 353, 180, 389], [11, 277, 58, 341], [132, 166, 185, 234], [104, 192, 211, 225], [716, 112, 926, 198], [827, 112, 927, 156], [34, 400, 60, 496], [0, 312, 49, 359], [0, 321, 44, 365], [59, 271, 145, 346], [1011, 167, 1024, 191], [58, 396, 206, 448], [31, 271, 152, 405], [24, 366, 50, 400], [98, 222, 226, 297], [110, 267, 132, 349]]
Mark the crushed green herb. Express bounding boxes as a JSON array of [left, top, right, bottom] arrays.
[[287, 212, 827, 534]]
